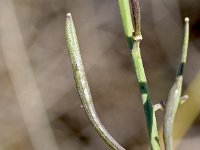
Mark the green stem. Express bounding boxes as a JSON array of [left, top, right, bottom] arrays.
[[131, 42, 160, 150], [65, 13, 125, 150], [117, 0, 134, 49], [118, 1, 160, 149]]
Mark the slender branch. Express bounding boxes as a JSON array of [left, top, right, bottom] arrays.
[[130, 40, 160, 150], [117, 0, 134, 49], [163, 17, 189, 150], [130, 1, 160, 149], [118, 1, 160, 149], [65, 13, 125, 150]]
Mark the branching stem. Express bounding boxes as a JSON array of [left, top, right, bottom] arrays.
[[118, 1, 160, 149]]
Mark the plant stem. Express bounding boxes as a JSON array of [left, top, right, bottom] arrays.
[[117, 0, 134, 49], [118, 1, 160, 149], [65, 13, 125, 150], [131, 42, 160, 150], [163, 17, 189, 150]]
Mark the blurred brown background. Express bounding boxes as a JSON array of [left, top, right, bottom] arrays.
[[0, 0, 199, 150]]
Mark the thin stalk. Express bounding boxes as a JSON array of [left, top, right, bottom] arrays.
[[117, 0, 134, 49], [163, 17, 190, 150], [65, 13, 125, 150], [131, 43, 160, 150], [118, 1, 160, 149]]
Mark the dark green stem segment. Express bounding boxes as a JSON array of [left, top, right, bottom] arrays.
[[118, 1, 160, 149], [131, 42, 160, 150], [65, 13, 125, 150], [164, 17, 190, 150]]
